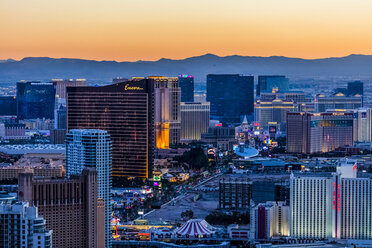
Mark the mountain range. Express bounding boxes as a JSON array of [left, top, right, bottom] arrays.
[[0, 54, 372, 83]]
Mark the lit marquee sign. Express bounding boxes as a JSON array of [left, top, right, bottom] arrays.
[[153, 176, 161, 181], [180, 74, 194, 78], [124, 84, 144, 91]]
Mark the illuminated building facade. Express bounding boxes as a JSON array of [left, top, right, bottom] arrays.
[[67, 79, 154, 178], [151, 76, 181, 148], [16, 81, 56, 120], [315, 93, 362, 112], [290, 174, 334, 239], [207, 74, 254, 124], [18, 168, 104, 248], [287, 111, 353, 154], [254, 98, 296, 130], [290, 159, 372, 240], [257, 75, 289, 96], [250, 201, 290, 240], [178, 74, 194, 102], [65, 129, 111, 248], [260, 91, 309, 104], [353, 108, 372, 143], [0, 202, 52, 248], [180, 102, 210, 141]]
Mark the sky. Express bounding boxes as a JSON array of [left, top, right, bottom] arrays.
[[1, 0, 372, 61]]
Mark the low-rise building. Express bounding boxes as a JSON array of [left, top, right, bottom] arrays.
[[201, 126, 236, 151]]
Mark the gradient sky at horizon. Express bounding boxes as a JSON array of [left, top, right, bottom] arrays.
[[1, 0, 372, 61]]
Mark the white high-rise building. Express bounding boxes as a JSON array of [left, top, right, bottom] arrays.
[[290, 174, 334, 239], [65, 129, 112, 248], [0, 202, 52, 248], [290, 159, 372, 240], [353, 108, 372, 143], [180, 102, 210, 141]]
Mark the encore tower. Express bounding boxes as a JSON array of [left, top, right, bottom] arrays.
[[66, 79, 154, 179]]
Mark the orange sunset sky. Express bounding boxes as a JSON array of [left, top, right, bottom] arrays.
[[1, 0, 372, 61]]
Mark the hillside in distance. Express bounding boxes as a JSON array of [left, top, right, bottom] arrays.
[[0, 54, 372, 83]]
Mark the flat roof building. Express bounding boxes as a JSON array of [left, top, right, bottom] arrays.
[[67, 79, 154, 178], [287, 111, 354, 154], [181, 102, 210, 141], [18, 168, 104, 248]]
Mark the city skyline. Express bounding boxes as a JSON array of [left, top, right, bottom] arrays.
[[1, 0, 372, 61]]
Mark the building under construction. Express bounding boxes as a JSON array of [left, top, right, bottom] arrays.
[[219, 177, 252, 209]]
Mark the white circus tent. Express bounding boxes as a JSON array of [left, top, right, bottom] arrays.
[[174, 219, 216, 238]]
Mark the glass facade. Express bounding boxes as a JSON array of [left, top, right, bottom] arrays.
[[66, 79, 154, 178], [207, 74, 254, 124], [16, 81, 56, 120], [257, 75, 289, 96], [0, 96, 16, 116], [178, 75, 194, 102]]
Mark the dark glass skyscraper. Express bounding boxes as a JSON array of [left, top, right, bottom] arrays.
[[347, 81, 363, 96], [178, 75, 194, 102], [257, 75, 289, 96], [67, 79, 154, 178], [0, 96, 16, 116], [207, 74, 254, 124], [16, 81, 56, 119]]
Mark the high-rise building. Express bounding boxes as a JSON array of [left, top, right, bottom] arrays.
[[347, 81, 363, 96], [51, 79, 87, 100], [0, 202, 52, 248], [207, 74, 254, 124], [254, 98, 296, 130], [353, 108, 372, 143], [257, 76, 289, 96], [290, 159, 372, 240], [16, 81, 56, 120], [290, 173, 334, 239], [150, 76, 181, 148], [66, 78, 154, 178], [315, 93, 362, 112], [180, 102, 210, 141], [287, 111, 354, 154], [65, 129, 111, 248], [219, 177, 252, 209], [178, 74, 194, 102], [250, 201, 289, 240], [18, 168, 104, 248], [0, 96, 17, 116], [54, 105, 67, 129]]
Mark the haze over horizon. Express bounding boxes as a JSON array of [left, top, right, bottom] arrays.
[[3, 53, 372, 63], [1, 0, 372, 61]]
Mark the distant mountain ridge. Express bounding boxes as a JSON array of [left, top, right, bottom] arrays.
[[1, 54, 372, 83]]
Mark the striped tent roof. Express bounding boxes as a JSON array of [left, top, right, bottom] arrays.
[[175, 219, 215, 236]]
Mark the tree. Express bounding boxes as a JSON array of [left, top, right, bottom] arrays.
[[176, 148, 208, 170], [181, 210, 194, 220], [205, 211, 250, 226]]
